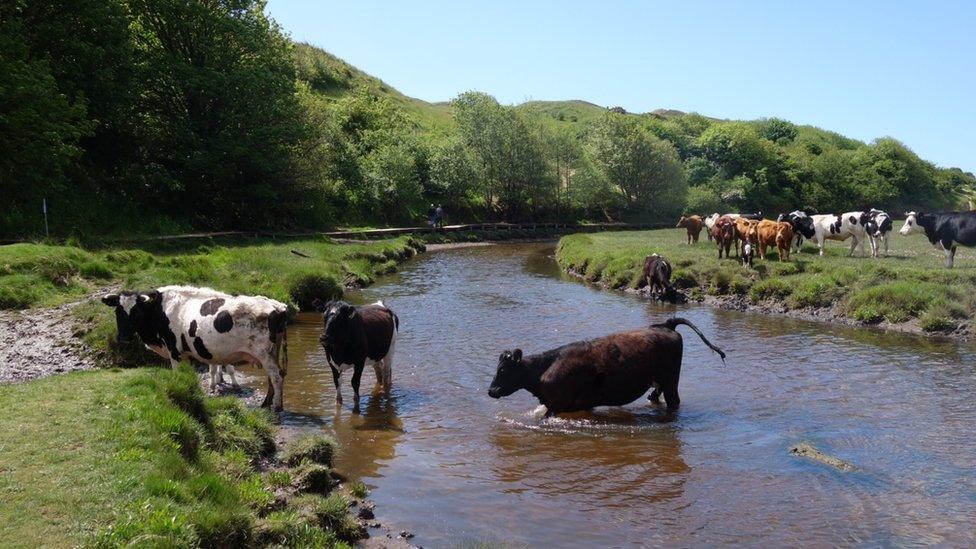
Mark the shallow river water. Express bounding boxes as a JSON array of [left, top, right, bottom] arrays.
[[263, 243, 976, 547]]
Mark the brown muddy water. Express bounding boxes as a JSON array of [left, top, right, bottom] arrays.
[[252, 243, 976, 547]]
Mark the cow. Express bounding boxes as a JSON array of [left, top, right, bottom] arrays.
[[676, 215, 705, 244], [865, 209, 893, 257], [487, 318, 726, 416], [733, 217, 759, 257], [751, 220, 794, 261], [726, 211, 763, 221], [712, 216, 736, 259], [101, 286, 288, 410], [741, 242, 754, 267], [642, 253, 672, 296], [900, 211, 976, 268], [704, 213, 721, 241], [776, 210, 815, 252], [313, 299, 398, 414], [810, 212, 871, 257]]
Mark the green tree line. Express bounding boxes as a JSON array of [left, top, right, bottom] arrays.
[[2, 0, 973, 237]]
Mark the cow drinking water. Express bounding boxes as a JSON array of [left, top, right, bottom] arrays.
[[101, 286, 288, 410], [487, 318, 726, 416], [313, 299, 398, 414]]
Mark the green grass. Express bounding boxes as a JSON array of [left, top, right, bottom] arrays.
[[0, 366, 355, 548], [556, 221, 976, 332], [0, 236, 425, 312]]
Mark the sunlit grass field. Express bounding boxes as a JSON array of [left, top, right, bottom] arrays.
[[557, 221, 976, 333]]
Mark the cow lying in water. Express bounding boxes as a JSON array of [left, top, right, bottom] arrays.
[[101, 285, 288, 410], [487, 318, 725, 416]]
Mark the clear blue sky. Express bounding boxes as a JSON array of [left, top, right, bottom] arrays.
[[266, 0, 975, 172]]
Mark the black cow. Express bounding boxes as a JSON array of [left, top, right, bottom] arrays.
[[313, 299, 399, 413], [642, 254, 672, 295], [900, 211, 976, 268], [776, 210, 816, 252], [487, 318, 725, 416]]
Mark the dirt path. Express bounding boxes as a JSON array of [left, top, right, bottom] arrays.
[[0, 297, 101, 384]]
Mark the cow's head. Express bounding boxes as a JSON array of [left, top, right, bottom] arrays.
[[776, 213, 788, 223], [900, 212, 924, 236], [100, 290, 161, 342], [675, 216, 689, 228], [488, 349, 524, 398], [313, 298, 356, 347]]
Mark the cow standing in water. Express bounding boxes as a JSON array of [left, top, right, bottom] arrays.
[[487, 318, 725, 416], [642, 254, 672, 296], [900, 211, 976, 268], [101, 286, 288, 410], [313, 299, 398, 413]]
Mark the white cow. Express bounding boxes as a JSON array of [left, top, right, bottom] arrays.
[[810, 212, 872, 257], [866, 209, 893, 257], [704, 213, 721, 241], [102, 285, 289, 410]]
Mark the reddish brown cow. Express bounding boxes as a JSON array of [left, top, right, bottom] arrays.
[[751, 220, 795, 261], [712, 216, 736, 259], [733, 218, 759, 257], [676, 215, 705, 244]]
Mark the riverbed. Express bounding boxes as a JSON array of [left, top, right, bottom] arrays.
[[258, 243, 976, 546]]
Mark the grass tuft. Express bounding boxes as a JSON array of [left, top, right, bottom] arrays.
[[281, 434, 338, 467]]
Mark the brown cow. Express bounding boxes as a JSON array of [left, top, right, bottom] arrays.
[[712, 216, 736, 259], [733, 217, 759, 257], [676, 215, 705, 244], [487, 318, 726, 416], [751, 220, 795, 261], [642, 253, 672, 295]]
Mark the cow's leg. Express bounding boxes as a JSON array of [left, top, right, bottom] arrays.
[[945, 243, 957, 268], [883, 234, 889, 257], [819, 239, 825, 256], [371, 361, 384, 388], [330, 365, 343, 406], [208, 364, 219, 391], [225, 365, 240, 388], [663, 384, 680, 414], [351, 363, 365, 414]]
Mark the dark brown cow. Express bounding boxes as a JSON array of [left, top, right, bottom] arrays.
[[642, 253, 672, 295], [313, 299, 399, 414], [676, 215, 705, 244], [487, 318, 726, 416], [712, 216, 736, 259]]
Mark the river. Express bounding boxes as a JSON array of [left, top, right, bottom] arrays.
[[267, 243, 976, 547]]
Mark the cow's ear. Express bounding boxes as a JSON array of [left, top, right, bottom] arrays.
[[101, 294, 120, 307], [512, 349, 522, 363]]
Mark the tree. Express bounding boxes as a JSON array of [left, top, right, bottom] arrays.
[[757, 118, 798, 144], [587, 111, 686, 218]]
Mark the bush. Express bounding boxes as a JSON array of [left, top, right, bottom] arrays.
[[289, 493, 364, 541], [289, 273, 342, 310], [749, 278, 793, 301], [292, 461, 334, 493], [349, 480, 368, 498], [79, 260, 114, 280], [281, 434, 337, 467], [919, 312, 956, 332]]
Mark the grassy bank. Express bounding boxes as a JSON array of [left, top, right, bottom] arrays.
[[556, 224, 976, 334], [0, 366, 361, 548], [0, 236, 426, 311]]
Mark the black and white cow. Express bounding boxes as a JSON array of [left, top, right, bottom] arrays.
[[101, 285, 289, 410], [810, 212, 871, 257], [776, 210, 815, 252], [313, 299, 398, 414], [865, 209, 893, 257], [900, 211, 976, 268]]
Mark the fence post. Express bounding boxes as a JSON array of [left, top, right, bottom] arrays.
[[42, 198, 49, 238]]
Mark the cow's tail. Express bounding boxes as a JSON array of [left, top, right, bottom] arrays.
[[655, 318, 726, 362]]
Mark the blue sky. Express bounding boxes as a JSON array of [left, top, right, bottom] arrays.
[[266, 1, 975, 172]]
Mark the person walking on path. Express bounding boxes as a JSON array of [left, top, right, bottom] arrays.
[[433, 204, 445, 228]]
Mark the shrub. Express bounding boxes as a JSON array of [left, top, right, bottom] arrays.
[[291, 461, 334, 493], [749, 278, 792, 301], [79, 260, 113, 280], [349, 480, 369, 498], [709, 270, 732, 295], [281, 434, 337, 467], [289, 493, 364, 541], [919, 313, 956, 332], [288, 273, 342, 311]]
